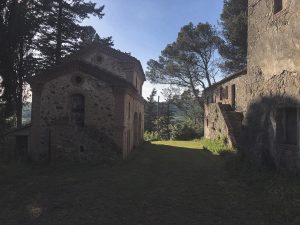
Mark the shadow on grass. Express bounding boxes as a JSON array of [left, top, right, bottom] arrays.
[[1, 142, 300, 225]]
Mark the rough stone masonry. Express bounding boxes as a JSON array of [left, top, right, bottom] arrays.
[[203, 0, 300, 170], [1, 44, 145, 162]]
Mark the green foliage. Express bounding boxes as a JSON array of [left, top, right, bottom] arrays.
[[80, 26, 113, 48], [172, 89, 203, 127], [0, 0, 112, 127], [170, 122, 203, 141], [199, 138, 231, 154], [0, 0, 41, 127], [144, 131, 159, 141], [146, 22, 221, 104], [144, 88, 157, 132], [219, 0, 248, 73], [37, 0, 109, 68]]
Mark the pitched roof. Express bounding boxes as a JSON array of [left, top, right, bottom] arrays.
[[204, 69, 247, 91], [65, 43, 146, 81], [28, 60, 130, 86]]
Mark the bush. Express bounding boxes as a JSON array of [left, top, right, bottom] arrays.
[[199, 138, 232, 154], [170, 123, 203, 141], [144, 131, 159, 141]]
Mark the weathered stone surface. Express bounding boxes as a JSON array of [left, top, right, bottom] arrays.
[[26, 45, 145, 162], [204, 0, 300, 170]]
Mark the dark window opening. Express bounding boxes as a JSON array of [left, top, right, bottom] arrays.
[[206, 97, 209, 104], [276, 108, 297, 145], [274, 0, 283, 14], [206, 119, 209, 127], [225, 86, 229, 99], [231, 84, 236, 109], [75, 76, 82, 84], [80, 146, 85, 152], [96, 55, 103, 63], [220, 87, 223, 100], [71, 94, 85, 127], [128, 102, 131, 119]]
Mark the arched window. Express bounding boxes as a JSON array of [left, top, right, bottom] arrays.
[[71, 94, 85, 127]]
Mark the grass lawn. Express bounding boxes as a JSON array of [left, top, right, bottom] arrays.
[[1, 140, 300, 225]]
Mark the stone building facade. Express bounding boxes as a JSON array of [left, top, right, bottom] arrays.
[[23, 44, 145, 162], [204, 0, 300, 169]]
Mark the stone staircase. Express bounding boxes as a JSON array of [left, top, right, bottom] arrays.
[[218, 104, 243, 148]]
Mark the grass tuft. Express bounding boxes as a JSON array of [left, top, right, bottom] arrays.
[[198, 138, 232, 154]]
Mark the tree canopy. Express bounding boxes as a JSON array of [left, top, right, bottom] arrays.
[[0, 0, 112, 128], [219, 0, 248, 74], [146, 22, 221, 106]]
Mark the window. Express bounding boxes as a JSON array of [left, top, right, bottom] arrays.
[[128, 102, 131, 119], [71, 94, 85, 127], [276, 108, 297, 145], [220, 87, 223, 100], [225, 86, 229, 99], [274, 0, 283, 14], [206, 119, 209, 127]]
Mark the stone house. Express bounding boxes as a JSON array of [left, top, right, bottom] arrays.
[[203, 0, 300, 169], [1, 44, 145, 162]]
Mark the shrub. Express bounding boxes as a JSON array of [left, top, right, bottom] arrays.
[[170, 123, 203, 141], [144, 131, 159, 141], [199, 138, 232, 154]]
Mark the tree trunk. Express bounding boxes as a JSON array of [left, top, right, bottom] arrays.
[[16, 39, 24, 128], [55, 0, 63, 65], [205, 65, 212, 87]]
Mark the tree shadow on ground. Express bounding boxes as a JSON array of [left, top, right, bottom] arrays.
[[0, 142, 300, 225]]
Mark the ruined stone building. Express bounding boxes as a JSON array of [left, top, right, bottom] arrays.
[[204, 0, 300, 169], [1, 44, 145, 161]]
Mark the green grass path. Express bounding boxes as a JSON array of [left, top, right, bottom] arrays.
[[0, 141, 300, 225]]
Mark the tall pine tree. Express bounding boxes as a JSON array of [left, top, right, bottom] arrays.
[[0, 0, 111, 128], [219, 0, 248, 74], [37, 0, 106, 68], [0, 0, 42, 127]]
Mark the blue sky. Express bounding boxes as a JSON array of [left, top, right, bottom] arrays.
[[86, 0, 224, 99]]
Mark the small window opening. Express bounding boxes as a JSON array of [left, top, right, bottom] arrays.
[[128, 102, 131, 119], [220, 87, 223, 101], [206, 119, 209, 127], [225, 86, 229, 99], [96, 55, 103, 63], [75, 76, 82, 84], [274, 0, 283, 14], [80, 146, 85, 152]]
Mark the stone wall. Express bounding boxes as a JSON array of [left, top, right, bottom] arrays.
[[204, 71, 249, 114], [248, 0, 300, 80], [36, 72, 121, 161], [205, 0, 300, 170], [68, 45, 144, 94], [242, 0, 300, 169], [204, 103, 232, 146], [123, 94, 144, 158], [0, 126, 30, 162]]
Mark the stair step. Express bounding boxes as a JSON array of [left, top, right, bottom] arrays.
[[221, 104, 233, 111]]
